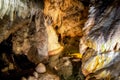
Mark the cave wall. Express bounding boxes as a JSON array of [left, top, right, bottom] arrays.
[[0, 0, 120, 80], [80, 0, 120, 79]]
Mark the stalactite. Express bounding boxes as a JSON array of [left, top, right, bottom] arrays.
[[0, 0, 30, 21]]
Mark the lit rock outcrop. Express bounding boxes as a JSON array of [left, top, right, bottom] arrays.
[[44, 0, 88, 38], [80, 0, 120, 79]]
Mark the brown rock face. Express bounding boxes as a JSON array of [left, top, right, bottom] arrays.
[[43, 0, 88, 57], [80, 0, 120, 79], [12, 10, 48, 64], [44, 0, 88, 38], [1, 0, 120, 79], [0, 0, 88, 64], [0, 0, 48, 64]]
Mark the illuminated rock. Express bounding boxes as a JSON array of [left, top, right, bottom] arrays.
[[80, 0, 120, 79]]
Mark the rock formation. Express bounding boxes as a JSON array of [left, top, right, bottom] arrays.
[[0, 0, 120, 80], [80, 0, 120, 79]]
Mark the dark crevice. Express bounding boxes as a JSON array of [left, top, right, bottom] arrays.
[[0, 35, 35, 80]]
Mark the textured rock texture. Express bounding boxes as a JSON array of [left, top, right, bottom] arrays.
[[44, 0, 88, 38], [80, 0, 120, 79], [0, 0, 120, 80]]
